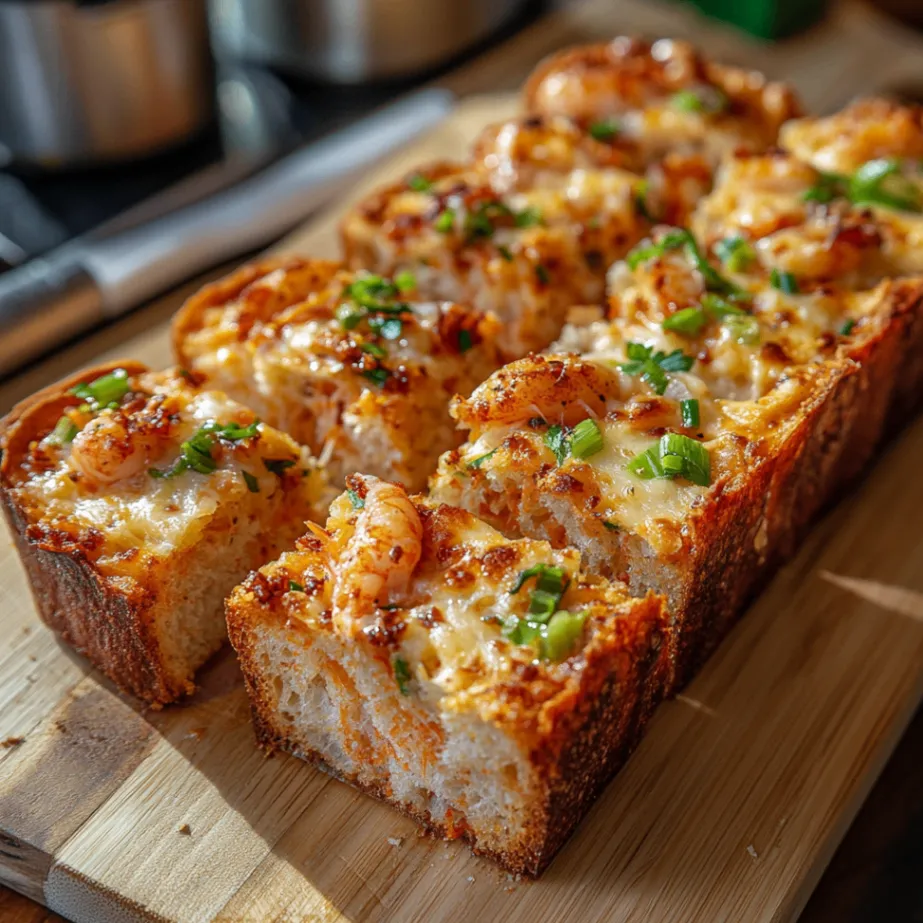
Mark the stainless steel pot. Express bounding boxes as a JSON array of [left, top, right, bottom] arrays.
[[208, 0, 529, 84], [0, 0, 213, 167]]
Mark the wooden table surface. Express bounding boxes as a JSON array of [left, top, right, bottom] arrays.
[[3, 0, 923, 919]]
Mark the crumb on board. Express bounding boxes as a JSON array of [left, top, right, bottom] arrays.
[[747, 844, 758, 859], [466, 876, 475, 884], [387, 836, 403, 847], [178, 824, 192, 836], [1, 736, 24, 749]]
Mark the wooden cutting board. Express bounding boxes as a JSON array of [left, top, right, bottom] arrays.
[[5, 2, 923, 921]]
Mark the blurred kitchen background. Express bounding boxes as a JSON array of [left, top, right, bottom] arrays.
[[0, 0, 921, 375]]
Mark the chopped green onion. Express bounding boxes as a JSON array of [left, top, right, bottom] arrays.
[[394, 270, 416, 292], [626, 229, 690, 269], [714, 235, 755, 273], [362, 367, 390, 387], [49, 415, 78, 445], [723, 314, 761, 345], [671, 86, 727, 114], [263, 458, 295, 476], [347, 488, 365, 509], [336, 303, 364, 330], [839, 319, 856, 336], [543, 424, 569, 465], [627, 228, 740, 296], [602, 519, 621, 532], [407, 173, 433, 193], [514, 206, 543, 228], [393, 657, 412, 695], [628, 433, 711, 486], [849, 158, 921, 212], [535, 264, 550, 285], [662, 306, 708, 336], [498, 245, 514, 262], [510, 563, 569, 624], [542, 610, 589, 661], [635, 178, 653, 220], [149, 419, 258, 480], [626, 446, 665, 479], [467, 448, 498, 469], [435, 208, 456, 233], [288, 579, 304, 592], [242, 470, 260, 493], [361, 341, 388, 359], [802, 172, 845, 204], [345, 275, 400, 309], [620, 342, 694, 395], [569, 418, 604, 460], [69, 369, 130, 410], [680, 399, 700, 428], [458, 329, 473, 352], [588, 119, 620, 141], [770, 268, 799, 294]]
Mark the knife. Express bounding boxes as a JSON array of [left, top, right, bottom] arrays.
[[0, 88, 455, 377]]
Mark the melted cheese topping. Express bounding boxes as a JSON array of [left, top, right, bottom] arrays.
[[14, 379, 318, 570]]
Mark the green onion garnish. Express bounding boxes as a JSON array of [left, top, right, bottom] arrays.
[[602, 519, 621, 532], [662, 306, 708, 336], [149, 419, 261, 479], [535, 264, 550, 285], [569, 418, 604, 460], [723, 314, 760, 345], [671, 86, 727, 114], [627, 228, 740, 296], [288, 579, 304, 592], [242, 470, 260, 493], [714, 235, 755, 273], [627, 433, 711, 486], [393, 657, 412, 695], [467, 447, 498, 469], [588, 119, 620, 141], [336, 303, 364, 330], [49, 415, 78, 445], [362, 367, 390, 387], [407, 173, 433, 193], [620, 342, 694, 395], [509, 563, 569, 624], [263, 457, 295, 476], [802, 172, 844, 204], [770, 268, 799, 294], [542, 610, 589, 661], [435, 209, 456, 233], [347, 488, 365, 509], [68, 369, 130, 410], [680, 399, 700, 428], [498, 245, 514, 262], [849, 158, 921, 212], [394, 270, 416, 292], [671, 89, 704, 112], [361, 341, 388, 359], [458, 329, 473, 352], [514, 206, 543, 228], [839, 319, 856, 336]]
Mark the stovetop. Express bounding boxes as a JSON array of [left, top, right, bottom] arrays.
[[0, 3, 545, 272]]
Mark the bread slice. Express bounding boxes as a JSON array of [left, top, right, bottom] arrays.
[[523, 36, 801, 165], [226, 475, 671, 876], [341, 40, 799, 356], [172, 258, 504, 492], [430, 218, 923, 686], [0, 361, 331, 705]]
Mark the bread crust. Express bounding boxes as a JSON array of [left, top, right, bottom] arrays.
[[227, 497, 671, 876]]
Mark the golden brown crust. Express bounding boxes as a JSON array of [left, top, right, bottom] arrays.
[[228, 567, 670, 876], [0, 361, 182, 704], [171, 258, 342, 368]]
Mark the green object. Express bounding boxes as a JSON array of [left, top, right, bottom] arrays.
[[686, 0, 827, 40]]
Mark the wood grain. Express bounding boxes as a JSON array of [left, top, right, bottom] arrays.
[[3, 1, 923, 920]]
